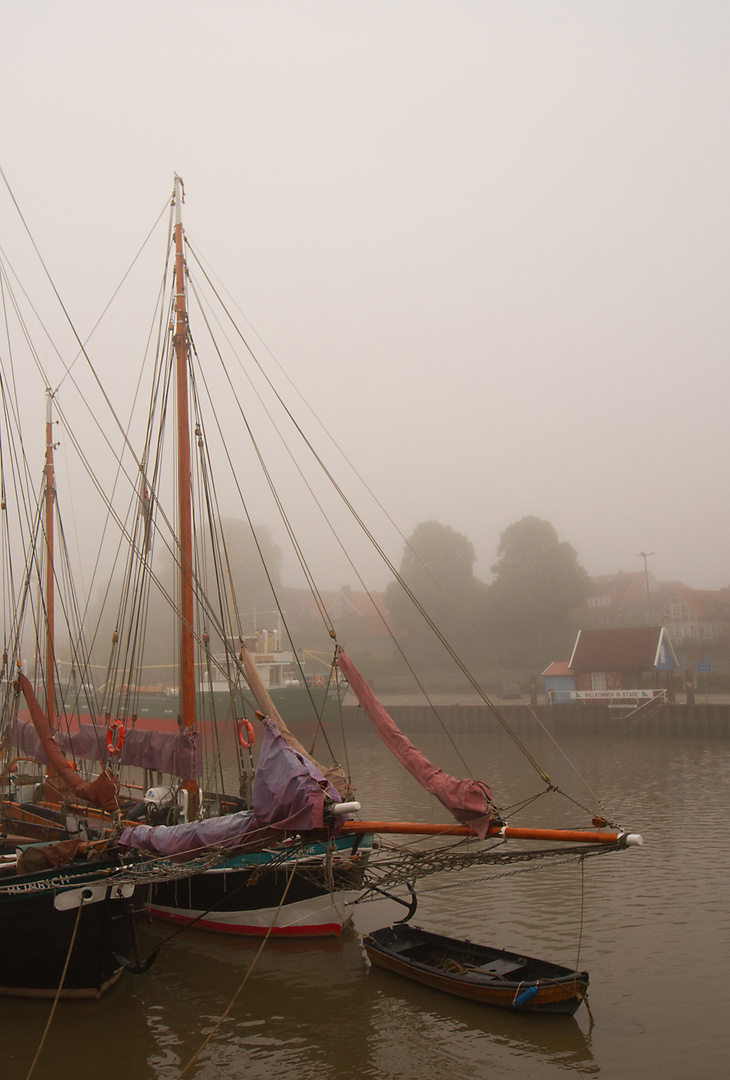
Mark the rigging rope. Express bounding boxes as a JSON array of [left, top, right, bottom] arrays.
[[348, 840, 620, 902], [183, 241, 552, 783]]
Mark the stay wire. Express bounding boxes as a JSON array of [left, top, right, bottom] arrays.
[[184, 244, 548, 782], [182, 278, 341, 754]]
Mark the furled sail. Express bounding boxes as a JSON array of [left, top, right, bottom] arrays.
[[336, 649, 498, 839], [10, 717, 201, 779], [119, 718, 347, 858], [240, 642, 351, 798], [16, 674, 120, 813]]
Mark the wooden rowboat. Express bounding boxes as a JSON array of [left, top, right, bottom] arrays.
[[363, 924, 589, 1015]]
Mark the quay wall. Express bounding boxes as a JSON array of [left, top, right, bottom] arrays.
[[340, 702, 730, 737]]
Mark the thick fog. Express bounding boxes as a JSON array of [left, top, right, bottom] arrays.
[[2, 2, 729, 595]]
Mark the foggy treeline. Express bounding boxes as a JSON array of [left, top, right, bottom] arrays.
[[83, 514, 589, 689]]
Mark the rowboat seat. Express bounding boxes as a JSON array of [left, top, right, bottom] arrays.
[[470, 958, 525, 978]]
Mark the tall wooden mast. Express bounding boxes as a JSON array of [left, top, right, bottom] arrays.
[[173, 175, 196, 733], [44, 388, 55, 730]]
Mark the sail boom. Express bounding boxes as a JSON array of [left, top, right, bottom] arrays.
[[341, 821, 642, 846]]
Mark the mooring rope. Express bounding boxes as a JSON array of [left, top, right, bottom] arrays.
[[25, 893, 85, 1080], [175, 854, 301, 1079]]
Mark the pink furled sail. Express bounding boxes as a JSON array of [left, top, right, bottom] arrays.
[[17, 674, 120, 813], [336, 649, 498, 839]]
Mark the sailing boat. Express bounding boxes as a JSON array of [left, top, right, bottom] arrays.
[[0, 179, 364, 1000], [0, 391, 142, 998], [0, 176, 367, 940], [1, 175, 642, 990], [106, 179, 642, 961], [102, 176, 369, 936]]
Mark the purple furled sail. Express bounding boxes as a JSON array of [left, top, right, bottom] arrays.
[[119, 718, 346, 858], [336, 649, 498, 839], [9, 718, 201, 780]]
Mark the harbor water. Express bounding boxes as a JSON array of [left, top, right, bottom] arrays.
[[2, 724, 728, 1079]]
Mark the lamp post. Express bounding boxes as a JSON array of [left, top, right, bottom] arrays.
[[637, 551, 654, 622]]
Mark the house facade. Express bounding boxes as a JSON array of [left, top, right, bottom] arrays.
[[658, 587, 730, 656], [576, 571, 730, 668], [565, 626, 678, 703]]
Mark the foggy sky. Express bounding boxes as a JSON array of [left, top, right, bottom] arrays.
[[3, 1, 730, 594]]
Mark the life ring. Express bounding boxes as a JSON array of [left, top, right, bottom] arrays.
[[237, 718, 255, 750], [106, 720, 126, 756]]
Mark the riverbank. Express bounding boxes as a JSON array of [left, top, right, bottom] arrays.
[[341, 697, 730, 736]]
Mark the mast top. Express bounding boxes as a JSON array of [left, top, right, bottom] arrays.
[[173, 174, 184, 227]]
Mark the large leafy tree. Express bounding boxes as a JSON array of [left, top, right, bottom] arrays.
[[385, 520, 488, 664], [486, 516, 589, 663]]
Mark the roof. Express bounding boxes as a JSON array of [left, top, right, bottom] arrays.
[[579, 572, 692, 620], [569, 626, 678, 672], [660, 586, 730, 619], [541, 661, 573, 677]]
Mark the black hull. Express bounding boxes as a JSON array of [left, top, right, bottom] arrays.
[[146, 858, 366, 937], [0, 862, 137, 999]]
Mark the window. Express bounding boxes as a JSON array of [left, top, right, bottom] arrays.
[[591, 672, 607, 691]]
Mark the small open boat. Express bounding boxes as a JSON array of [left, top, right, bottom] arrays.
[[363, 924, 589, 1015]]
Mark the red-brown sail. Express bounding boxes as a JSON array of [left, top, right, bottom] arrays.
[[336, 648, 497, 838], [17, 674, 120, 813]]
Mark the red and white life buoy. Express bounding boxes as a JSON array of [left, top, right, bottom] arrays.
[[237, 718, 255, 750], [106, 720, 126, 756]]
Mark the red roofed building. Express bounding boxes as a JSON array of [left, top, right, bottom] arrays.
[[567, 626, 678, 701], [541, 660, 575, 704], [659, 587, 730, 655]]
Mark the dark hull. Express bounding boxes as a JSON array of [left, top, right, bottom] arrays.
[[0, 859, 137, 999], [364, 924, 589, 1015], [145, 848, 367, 937]]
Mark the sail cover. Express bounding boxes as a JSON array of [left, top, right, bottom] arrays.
[[10, 717, 201, 780], [336, 649, 497, 839], [119, 718, 347, 858], [240, 643, 350, 797]]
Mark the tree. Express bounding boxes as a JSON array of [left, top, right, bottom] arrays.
[[485, 516, 589, 663], [385, 520, 488, 664]]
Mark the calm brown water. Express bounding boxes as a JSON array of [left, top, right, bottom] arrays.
[[3, 727, 728, 1080]]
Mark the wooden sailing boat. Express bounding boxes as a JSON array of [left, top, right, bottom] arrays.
[[0, 177, 364, 1003], [30, 175, 363, 937], [1, 175, 643, 987], [109, 179, 643, 962], [0, 392, 140, 998]]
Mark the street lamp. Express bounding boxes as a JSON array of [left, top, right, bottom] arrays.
[[637, 551, 654, 622]]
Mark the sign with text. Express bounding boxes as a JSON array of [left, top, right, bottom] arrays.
[[573, 689, 664, 700]]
